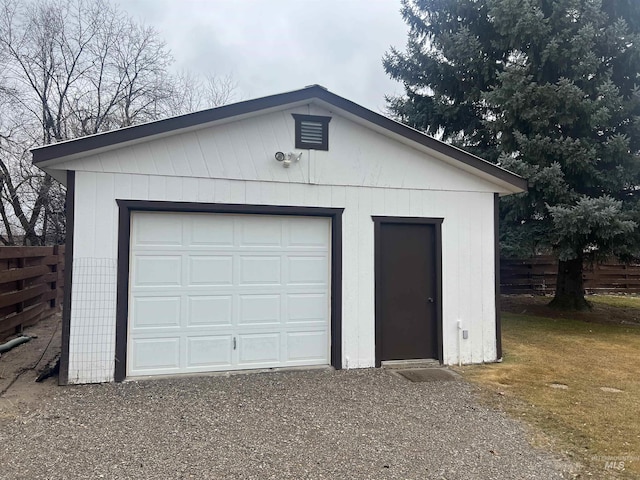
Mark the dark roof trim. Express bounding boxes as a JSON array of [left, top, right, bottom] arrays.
[[494, 193, 502, 360], [59, 170, 74, 385], [31, 84, 527, 191]]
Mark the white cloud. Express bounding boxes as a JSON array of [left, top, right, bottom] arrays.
[[118, 0, 408, 111]]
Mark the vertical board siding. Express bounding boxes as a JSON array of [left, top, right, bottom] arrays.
[[356, 187, 375, 366], [483, 199, 499, 360], [73, 172, 97, 259], [460, 201, 477, 363], [342, 187, 360, 368], [58, 101, 511, 384], [56, 107, 507, 194], [149, 175, 167, 201], [467, 201, 484, 363], [95, 173, 116, 261], [68, 176, 498, 382], [178, 132, 205, 177]]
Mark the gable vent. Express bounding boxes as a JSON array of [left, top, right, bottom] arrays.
[[292, 114, 331, 151], [300, 121, 324, 145]]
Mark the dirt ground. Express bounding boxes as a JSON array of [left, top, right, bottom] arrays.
[[0, 314, 61, 424], [501, 294, 640, 326]]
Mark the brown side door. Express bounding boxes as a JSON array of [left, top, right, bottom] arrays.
[[376, 220, 441, 363]]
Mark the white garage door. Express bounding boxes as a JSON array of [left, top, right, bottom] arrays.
[[127, 212, 331, 377]]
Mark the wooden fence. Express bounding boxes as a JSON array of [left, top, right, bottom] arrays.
[[501, 256, 640, 294], [0, 246, 65, 340]]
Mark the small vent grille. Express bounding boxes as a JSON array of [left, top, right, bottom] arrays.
[[300, 121, 324, 145], [292, 114, 331, 150]]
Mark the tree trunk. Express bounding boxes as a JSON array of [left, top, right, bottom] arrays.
[[549, 255, 590, 310]]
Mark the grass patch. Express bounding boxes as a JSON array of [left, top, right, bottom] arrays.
[[457, 308, 640, 478], [589, 295, 640, 310]]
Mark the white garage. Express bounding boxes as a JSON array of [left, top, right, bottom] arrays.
[[128, 212, 331, 376], [32, 85, 526, 384]]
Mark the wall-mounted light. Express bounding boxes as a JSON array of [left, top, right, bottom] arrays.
[[274, 151, 302, 168]]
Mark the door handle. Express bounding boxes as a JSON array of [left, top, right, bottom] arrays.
[[427, 297, 434, 303]]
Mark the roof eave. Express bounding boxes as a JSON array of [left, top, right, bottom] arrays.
[[31, 86, 327, 165], [310, 91, 527, 192], [32, 85, 527, 192]]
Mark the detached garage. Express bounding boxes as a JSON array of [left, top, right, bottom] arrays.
[[32, 85, 526, 384]]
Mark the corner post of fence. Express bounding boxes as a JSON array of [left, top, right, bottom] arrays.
[[57, 246, 64, 309], [15, 255, 25, 334], [51, 245, 59, 308]]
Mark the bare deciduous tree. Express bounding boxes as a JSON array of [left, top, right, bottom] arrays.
[[168, 71, 239, 115], [0, 0, 237, 245]]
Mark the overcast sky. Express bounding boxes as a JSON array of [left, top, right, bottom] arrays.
[[118, 0, 409, 112]]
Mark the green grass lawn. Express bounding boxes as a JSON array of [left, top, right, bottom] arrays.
[[589, 294, 640, 310], [457, 297, 640, 478]]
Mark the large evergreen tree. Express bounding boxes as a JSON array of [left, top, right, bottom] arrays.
[[385, 0, 640, 309]]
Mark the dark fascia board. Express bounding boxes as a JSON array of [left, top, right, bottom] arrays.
[[59, 170, 75, 385], [31, 84, 527, 191]]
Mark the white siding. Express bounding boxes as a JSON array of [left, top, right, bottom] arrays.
[[68, 171, 497, 383], [56, 107, 508, 194], [58, 103, 507, 383]]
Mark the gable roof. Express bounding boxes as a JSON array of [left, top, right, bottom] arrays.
[[31, 84, 527, 191]]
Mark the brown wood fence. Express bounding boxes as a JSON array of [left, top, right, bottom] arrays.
[[0, 246, 65, 340], [501, 256, 640, 294]]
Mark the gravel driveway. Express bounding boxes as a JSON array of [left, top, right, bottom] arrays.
[[0, 368, 568, 479]]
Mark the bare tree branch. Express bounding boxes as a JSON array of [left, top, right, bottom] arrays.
[[0, 0, 239, 245]]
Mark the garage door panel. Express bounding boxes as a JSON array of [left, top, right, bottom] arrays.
[[133, 214, 183, 246], [130, 337, 180, 372], [129, 213, 330, 377], [132, 297, 181, 329], [187, 296, 232, 326], [238, 333, 280, 364], [286, 331, 328, 361], [240, 219, 282, 246], [287, 294, 328, 324], [134, 256, 182, 286], [288, 218, 329, 247], [238, 256, 281, 285], [238, 294, 281, 325], [187, 336, 233, 367], [188, 256, 233, 285], [287, 256, 328, 285], [189, 216, 234, 246]]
